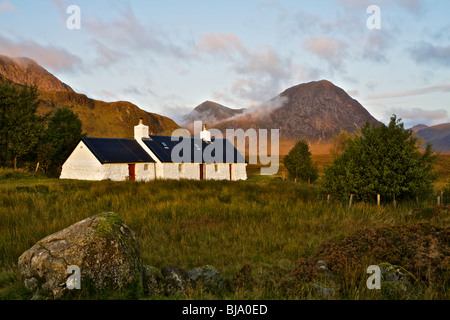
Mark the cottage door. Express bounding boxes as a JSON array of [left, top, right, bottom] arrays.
[[128, 164, 136, 181], [200, 163, 205, 180]]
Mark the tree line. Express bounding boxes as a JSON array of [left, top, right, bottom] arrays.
[[0, 82, 84, 174], [284, 115, 438, 203]]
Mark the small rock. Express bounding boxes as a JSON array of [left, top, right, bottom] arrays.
[[142, 265, 164, 296], [380, 263, 417, 292], [187, 265, 223, 291], [161, 266, 190, 295], [312, 283, 336, 299]]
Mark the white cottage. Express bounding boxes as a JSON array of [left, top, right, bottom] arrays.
[[60, 120, 247, 181]]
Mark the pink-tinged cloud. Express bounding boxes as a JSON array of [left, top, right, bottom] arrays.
[[0, 35, 82, 72], [197, 33, 247, 59], [0, 0, 15, 13], [386, 107, 449, 127], [366, 84, 450, 100], [197, 33, 300, 103], [85, 5, 186, 62], [303, 36, 349, 70]]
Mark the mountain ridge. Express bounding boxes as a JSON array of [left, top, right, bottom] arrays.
[[212, 80, 382, 143], [0, 55, 180, 139], [0, 55, 74, 92]]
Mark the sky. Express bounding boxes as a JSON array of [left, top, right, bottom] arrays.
[[0, 0, 449, 127]]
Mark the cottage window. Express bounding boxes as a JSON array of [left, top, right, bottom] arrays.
[[178, 163, 184, 173], [215, 164, 219, 172], [144, 164, 149, 171]]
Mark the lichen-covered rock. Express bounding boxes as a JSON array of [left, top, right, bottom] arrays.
[[380, 263, 417, 292], [18, 212, 141, 298], [161, 266, 190, 295], [142, 265, 164, 296], [187, 265, 223, 291]]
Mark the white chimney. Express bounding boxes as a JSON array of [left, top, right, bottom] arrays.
[[200, 124, 211, 143], [134, 118, 150, 140]]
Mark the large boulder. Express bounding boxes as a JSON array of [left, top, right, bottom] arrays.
[[18, 213, 141, 298]]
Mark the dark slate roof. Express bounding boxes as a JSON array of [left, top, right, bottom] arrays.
[[143, 135, 247, 164], [81, 137, 155, 164]]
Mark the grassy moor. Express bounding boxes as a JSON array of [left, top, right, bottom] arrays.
[[1, 153, 449, 300]]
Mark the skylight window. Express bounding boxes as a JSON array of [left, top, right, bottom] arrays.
[[161, 142, 169, 149], [194, 143, 201, 150]]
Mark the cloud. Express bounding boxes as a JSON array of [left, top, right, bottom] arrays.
[[0, 0, 15, 13], [91, 40, 127, 68], [197, 32, 300, 104], [385, 107, 449, 127], [366, 84, 450, 100], [361, 31, 394, 63], [85, 5, 187, 63], [409, 42, 450, 67], [338, 0, 423, 15], [196, 33, 247, 59], [0, 35, 82, 72], [303, 36, 349, 71]]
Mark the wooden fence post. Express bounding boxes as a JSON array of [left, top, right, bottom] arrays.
[[377, 194, 381, 207], [327, 194, 331, 205], [349, 194, 354, 208]]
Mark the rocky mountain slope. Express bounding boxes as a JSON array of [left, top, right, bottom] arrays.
[[0, 55, 74, 92], [183, 100, 245, 128], [214, 80, 381, 143]]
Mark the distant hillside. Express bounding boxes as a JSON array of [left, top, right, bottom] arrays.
[[0, 55, 180, 138], [38, 91, 180, 139], [410, 124, 429, 133], [415, 123, 450, 153], [215, 80, 381, 143], [183, 100, 245, 128]]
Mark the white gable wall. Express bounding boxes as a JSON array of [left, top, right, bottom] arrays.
[[60, 141, 104, 180], [60, 141, 156, 182]]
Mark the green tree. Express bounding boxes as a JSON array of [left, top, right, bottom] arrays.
[[330, 129, 360, 159], [42, 107, 84, 169], [283, 140, 318, 183], [0, 83, 42, 169], [323, 115, 438, 203]]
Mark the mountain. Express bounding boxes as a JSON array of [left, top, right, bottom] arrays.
[[0, 55, 74, 92], [410, 124, 429, 133], [0, 55, 180, 138], [415, 123, 450, 153], [214, 80, 381, 143], [183, 100, 245, 128]]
